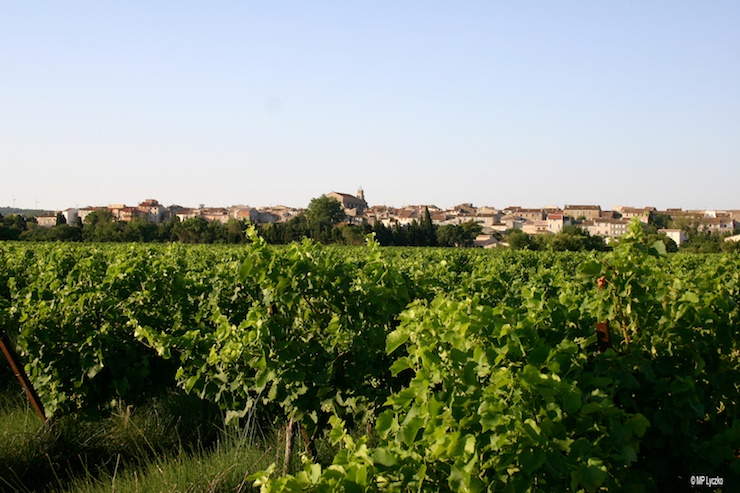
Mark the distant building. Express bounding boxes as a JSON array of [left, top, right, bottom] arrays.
[[617, 206, 655, 224], [36, 215, 57, 228], [473, 234, 500, 248], [583, 218, 630, 239], [545, 213, 570, 233], [256, 211, 279, 223], [489, 222, 509, 233], [203, 208, 230, 224], [138, 199, 166, 224], [62, 208, 79, 225], [516, 208, 545, 222], [469, 213, 501, 232], [727, 210, 740, 221], [522, 221, 550, 235], [564, 205, 602, 220], [500, 214, 526, 230], [230, 207, 261, 223], [659, 228, 688, 247], [77, 206, 106, 224], [325, 189, 368, 216], [175, 208, 201, 222], [261, 205, 300, 222], [394, 209, 420, 226], [111, 206, 146, 222], [451, 203, 477, 215], [429, 211, 450, 224], [477, 206, 500, 216], [698, 217, 736, 234], [601, 210, 620, 220]]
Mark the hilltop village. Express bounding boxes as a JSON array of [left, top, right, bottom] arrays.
[[21, 188, 740, 249]]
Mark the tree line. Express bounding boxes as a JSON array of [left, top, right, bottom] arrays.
[[0, 197, 483, 247], [2, 196, 737, 251]]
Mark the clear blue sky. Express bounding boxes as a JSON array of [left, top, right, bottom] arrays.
[[2, 1, 739, 211]]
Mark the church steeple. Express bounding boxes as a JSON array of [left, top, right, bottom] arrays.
[[357, 187, 365, 202]]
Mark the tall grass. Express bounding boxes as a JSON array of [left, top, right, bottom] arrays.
[[0, 388, 246, 492], [62, 412, 342, 493], [63, 430, 275, 493], [0, 389, 45, 492], [0, 384, 334, 492]]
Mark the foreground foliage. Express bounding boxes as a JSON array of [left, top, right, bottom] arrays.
[[1, 222, 738, 491]]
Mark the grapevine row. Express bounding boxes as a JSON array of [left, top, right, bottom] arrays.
[[1, 223, 738, 490]]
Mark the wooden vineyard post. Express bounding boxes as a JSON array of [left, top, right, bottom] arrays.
[[595, 321, 612, 353], [300, 423, 317, 460], [0, 330, 47, 422], [275, 426, 283, 467], [283, 416, 294, 475]]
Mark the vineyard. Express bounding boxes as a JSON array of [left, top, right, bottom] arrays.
[[1, 222, 739, 491]]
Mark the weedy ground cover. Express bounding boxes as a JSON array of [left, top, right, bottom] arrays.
[[0, 387, 237, 492], [0, 384, 346, 492]]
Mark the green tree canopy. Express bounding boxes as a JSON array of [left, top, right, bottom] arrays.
[[507, 229, 536, 250], [436, 221, 483, 247], [307, 196, 345, 227], [305, 196, 346, 231]]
